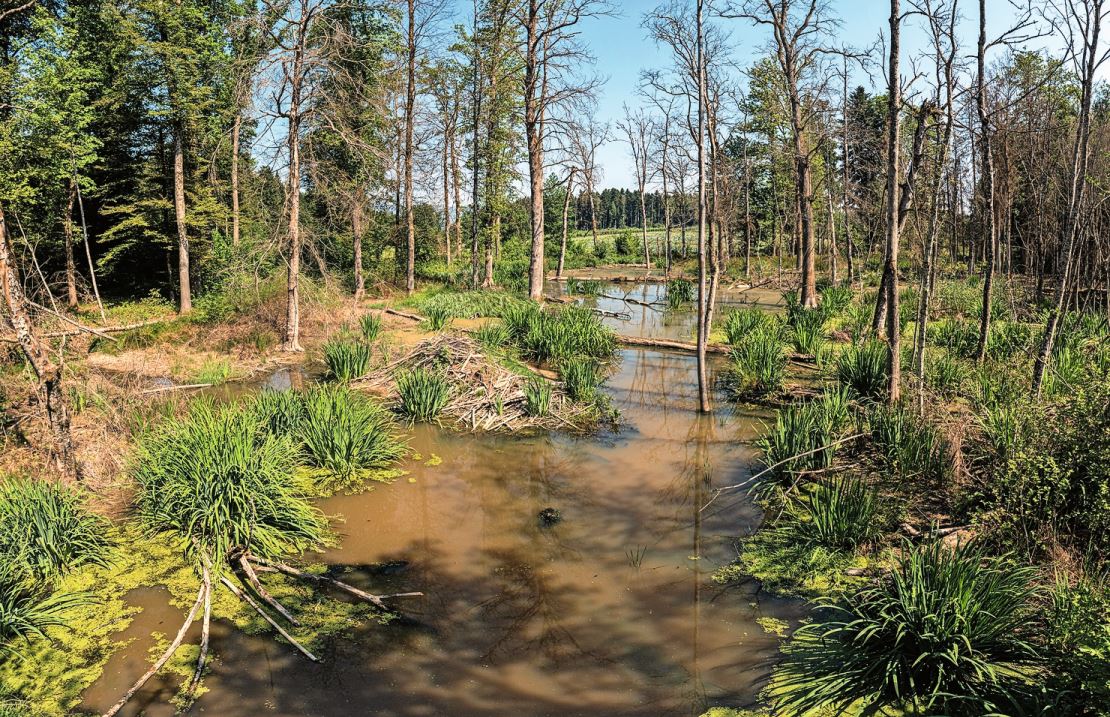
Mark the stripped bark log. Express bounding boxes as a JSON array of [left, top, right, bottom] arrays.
[[101, 584, 206, 717], [617, 335, 731, 355], [238, 553, 299, 626], [186, 564, 212, 699], [248, 556, 422, 611], [220, 575, 318, 662]]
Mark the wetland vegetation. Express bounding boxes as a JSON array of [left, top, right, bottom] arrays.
[[1, 0, 1109, 715]]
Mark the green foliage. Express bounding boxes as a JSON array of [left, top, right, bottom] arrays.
[[422, 306, 451, 332], [722, 307, 776, 346], [929, 319, 979, 358], [560, 357, 602, 402], [134, 399, 329, 566], [567, 278, 604, 296], [396, 368, 452, 423], [0, 479, 110, 584], [359, 313, 383, 342], [408, 289, 529, 320], [775, 541, 1041, 716], [0, 567, 89, 659], [1046, 570, 1110, 714], [784, 476, 881, 552], [504, 304, 616, 364], [790, 322, 825, 357], [523, 376, 552, 417], [192, 358, 232, 385], [666, 278, 694, 308], [926, 352, 968, 397], [730, 327, 787, 396], [298, 386, 406, 484], [818, 285, 853, 318], [836, 340, 888, 400], [474, 322, 511, 350], [323, 339, 372, 382], [867, 404, 950, 482], [757, 389, 852, 488]]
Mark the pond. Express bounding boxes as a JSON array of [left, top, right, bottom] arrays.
[[80, 281, 800, 717]]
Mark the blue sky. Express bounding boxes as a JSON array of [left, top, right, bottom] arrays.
[[570, 0, 1052, 187]]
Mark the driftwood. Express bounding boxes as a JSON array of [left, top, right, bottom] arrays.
[[220, 575, 318, 662], [187, 563, 212, 699], [140, 382, 214, 395], [101, 583, 206, 717], [901, 523, 968, 539], [238, 553, 299, 625], [381, 307, 424, 322], [248, 556, 423, 611]]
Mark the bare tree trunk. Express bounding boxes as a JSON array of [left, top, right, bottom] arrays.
[[442, 127, 452, 266], [0, 202, 77, 477], [352, 201, 364, 300], [283, 16, 306, 352], [231, 113, 241, 246], [884, 0, 902, 404], [973, 0, 997, 363], [695, 0, 710, 413], [64, 178, 78, 309], [173, 126, 191, 314], [524, 1, 546, 301], [404, 0, 417, 296], [557, 169, 575, 278]]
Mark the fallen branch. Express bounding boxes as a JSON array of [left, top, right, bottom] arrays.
[[186, 563, 212, 699], [249, 556, 423, 612], [140, 382, 213, 395], [102, 583, 206, 717], [700, 432, 866, 512], [381, 307, 424, 323], [617, 334, 731, 355], [238, 553, 299, 626], [220, 575, 318, 662], [0, 317, 168, 344]]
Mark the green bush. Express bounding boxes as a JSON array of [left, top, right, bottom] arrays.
[[523, 376, 552, 417], [323, 339, 372, 381], [836, 340, 888, 400], [775, 541, 1041, 716], [1046, 570, 1110, 714], [396, 368, 452, 422], [135, 399, 328, 564], [299, 386, 406, 483], [0, 479, 110, 584]]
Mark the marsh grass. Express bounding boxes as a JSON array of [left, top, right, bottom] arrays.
[[666, 278, 694, 308], [523, 376, 552, 417], [134, 399, 328, 565], [359, 313, 383, 342], [836, 340, 888, 400], [507, 305, 616, 363], [723, 307, 774, 346], [730, 328, 787, 396], [422, 306, 451, 332], [783, 476, 880, 551], [560, 357, 602, 402], [396, 368, 452, 422], [758, 390, 852, 489], [867, 404, 950, 482], [474, 322, 511, 350], [775, 541, 1041, 716], [299, 386, 406, 482], [323, 339, 372, 381]]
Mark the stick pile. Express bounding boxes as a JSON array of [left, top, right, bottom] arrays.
[[357, 334, 598, 432]]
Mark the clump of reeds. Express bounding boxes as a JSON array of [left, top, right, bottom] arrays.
[[299, 386, 406, 482], [560, 357, 602, 402], [323, 339, 372, 381], [836, 340, 888, 400], [359, 313, 383, 342], [523, 376, 553, 417], [730, 327, 787, 396], [396, 368, 452, 422]]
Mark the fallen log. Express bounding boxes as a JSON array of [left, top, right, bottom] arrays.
[[617, 335, 731, 355], [381, 307, 424, 322], [0, 317, 169, 344], [220, 575, 318, 662], [249, 556, 423, 612]]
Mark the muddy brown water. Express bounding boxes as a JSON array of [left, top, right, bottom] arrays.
[[80, 283, 801, 717]]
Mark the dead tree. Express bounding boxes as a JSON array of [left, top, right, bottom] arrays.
[[619, 105, 656, 269]]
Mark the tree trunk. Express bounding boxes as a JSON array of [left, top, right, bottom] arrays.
[[231, 113, 241, 246], [973, 0, 996, 363], [557, 169, 575, 278], [173, 125, 191, 314], [0, 202, 77, 477], [64, 178, 78, 309], [695, 0, 710, 413], [884, 0, 902, 404], [404, 0, 417, 295], [352, 201, 364, 301], [283, 23, 305, 352]]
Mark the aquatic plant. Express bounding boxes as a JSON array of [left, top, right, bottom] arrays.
[[786, 476, 880, 551], [926, 352, 967, 397], [516, 305, 617, 363], [523, 376, 552, 417], [323, 339, 372, 381], [867, 404, 949, 483], [567, 278, 604, 296], [249, 388, 307, 436], [135, 399, 326, 565], [722, 307, 774, 346], [0, 479, 110, 584], [474, 322, 511, 350], [791, 322, 825, 358], [396, 367, 452, 422], [359, 313, 383, 342], [0, 566, 88, 659], [818, 285, 853, 318], [836, 340, 888, 400], [757, 393, 851, 488], [410, 289, 528, 320], [775, 541, 1041, 716], [301, 386, 406, 479], [560, 357, 602, 402], [730, 327, 787, 396], [666, 278, 695, 308], [422, 306, 451, 332]]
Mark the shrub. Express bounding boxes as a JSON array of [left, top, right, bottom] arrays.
[[730, 328, 787, 396], [134, 399, 328, 564], [323, 339, 371, 381], [836, 340, 888, 400], [560, 357, 602, 402], [359, 313, 383, 342], [1045, 570, 1110, 713], [775, 541, 1041, 716], [300, 386, 406, 483], [0, 479, 110, 584], [523, 376, 552, 417], [396, 368, 452, 422], [615, 230, 635, 256]]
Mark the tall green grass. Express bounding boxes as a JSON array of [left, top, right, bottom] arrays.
[[134, 399, 328, 564], [396, 368, 452, 422], [422, 306, 451, 332], [666, 278, 695, 308], [505, 304, 616, 363], [359, 313, 383, 342], [775, 541, 1041, 716], [730, 327, 787, 396], [298, 386, 406, 482], [785, 476, 881, 551], [524, 376, 552, 417], [868, 404, 950, 482], [560, 357, 602, 402], [0, 566, 88, 658], [758, 389, 852, 488], [0, 479, 110, 583], [723, 307, 776, 346], [323, 339, 372, 381], [836, 340, 888, 400]]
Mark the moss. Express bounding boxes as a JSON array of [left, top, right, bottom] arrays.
[[756, 616, 790, 637], [715, 531, 875, 599]]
